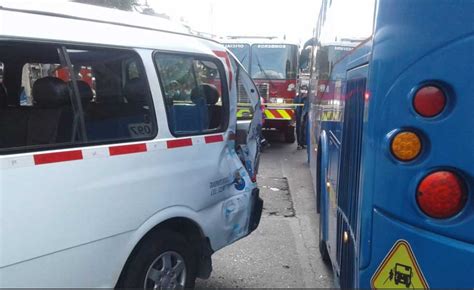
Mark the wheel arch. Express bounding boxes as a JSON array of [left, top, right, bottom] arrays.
[[115, 208, 211, 287]]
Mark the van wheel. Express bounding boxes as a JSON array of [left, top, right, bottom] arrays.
[[318, 213, 331, 265], [284, 126, 295, 143], [119, 230, 197, 289]]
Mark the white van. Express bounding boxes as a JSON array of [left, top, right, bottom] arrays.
[[0, 2, 263, 288]]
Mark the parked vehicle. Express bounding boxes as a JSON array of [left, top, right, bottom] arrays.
[[309, 0, 474, 288], [224, 37, 299, 143], [0, 2, 263, 288]]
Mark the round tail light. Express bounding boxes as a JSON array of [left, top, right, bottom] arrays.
[[417, 171, 467, 219], [413, 85, 446, 117], [391, 131, 422, 161]]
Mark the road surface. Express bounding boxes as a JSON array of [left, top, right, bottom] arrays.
[[196, 139, 334, 288]]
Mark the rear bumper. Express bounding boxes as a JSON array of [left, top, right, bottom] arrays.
[[248, 188, 263, 234], [359, 209, 474, 288], [264, 108, 294, 122]]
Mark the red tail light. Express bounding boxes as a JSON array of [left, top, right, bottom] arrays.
[[417, 171, 467, 219], [413, 85, 446, 117], [251, 173, 257, 183]]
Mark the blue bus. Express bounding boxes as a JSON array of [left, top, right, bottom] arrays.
[[309, 0, 474, 288]]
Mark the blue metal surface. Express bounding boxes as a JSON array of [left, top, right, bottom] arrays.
[[309, 0, 474, 288]]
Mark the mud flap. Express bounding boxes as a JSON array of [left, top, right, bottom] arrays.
[[248, 188, 263, 233]]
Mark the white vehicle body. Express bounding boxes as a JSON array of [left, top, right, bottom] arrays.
[[0, 3, 262, 288]]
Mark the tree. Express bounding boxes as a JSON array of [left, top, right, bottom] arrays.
[[72, 0, 139, 11]]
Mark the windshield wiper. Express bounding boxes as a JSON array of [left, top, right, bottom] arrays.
[[254, 54, 276, 95]]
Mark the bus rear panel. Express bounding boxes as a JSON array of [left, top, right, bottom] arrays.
[[312, 0, 474, 288]]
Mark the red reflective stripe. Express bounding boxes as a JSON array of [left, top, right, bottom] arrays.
[[167, 138, 193, 149], [271, 109, 283, 119], [205, 135, 224, 144], [287, 109, 294, 118], [34, 150, 83, 165], [109, 143, 147, 156]]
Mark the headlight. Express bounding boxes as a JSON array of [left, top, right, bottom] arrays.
[[269, 97, 285, 104]]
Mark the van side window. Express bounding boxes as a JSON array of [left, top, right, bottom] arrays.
[[67, 48, 156, 142], [0, 42, 157, 154], [155, 53, 228, 136]]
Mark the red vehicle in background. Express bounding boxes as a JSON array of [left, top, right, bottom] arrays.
[[224, 37, 299, 143]]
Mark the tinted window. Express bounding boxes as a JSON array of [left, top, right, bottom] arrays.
[[67, 48, 156, 142], [224, 44, 250, 71], [231, 58, 255, 121], [250, 44, 298, 80], [155, 53, 228, 136], [0, 42, 156, 154], [315, 45, 353, 81]]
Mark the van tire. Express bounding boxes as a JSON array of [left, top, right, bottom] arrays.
[[118, 230, 197, 289]]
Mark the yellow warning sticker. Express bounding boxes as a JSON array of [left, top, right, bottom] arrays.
[[371, 240, 429, 289]]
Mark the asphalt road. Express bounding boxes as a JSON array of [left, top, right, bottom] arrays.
[[196, 137, 334, 288]]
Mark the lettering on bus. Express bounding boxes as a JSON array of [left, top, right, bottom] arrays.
[[334, 46, 353, 52], [256, 44, 287, 49], [225, 44, 247, 49]]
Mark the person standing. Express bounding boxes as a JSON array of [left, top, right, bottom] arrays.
[[295, 85, 309, 150]]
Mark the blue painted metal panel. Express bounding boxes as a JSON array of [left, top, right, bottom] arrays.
[[310, 0, 474, 288], [358, 0, 474, 287]]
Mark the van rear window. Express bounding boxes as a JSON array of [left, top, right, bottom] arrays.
[[155, 53, 229, 136], [0, 42, 157, 154]]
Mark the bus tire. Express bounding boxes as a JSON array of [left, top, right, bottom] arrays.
[[118, 229, 197, 289], [284, 126, 295, 143], [319, 213, 331, 265], [318, 145, 331, 267]]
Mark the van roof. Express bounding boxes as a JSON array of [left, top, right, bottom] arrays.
[[0, 1, 224, 55], [0, 0, 190, 34]]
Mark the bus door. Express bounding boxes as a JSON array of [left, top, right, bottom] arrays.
[[336, 64, 368, 288]]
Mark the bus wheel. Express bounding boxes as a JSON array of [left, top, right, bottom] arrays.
[[118, 230, 197, 289], [318, 208, 331, 265], [284, 126, 295, 143]]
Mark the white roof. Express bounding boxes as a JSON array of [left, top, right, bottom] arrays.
[[0, 1, 226, 55], [0, 0, 190, 34]]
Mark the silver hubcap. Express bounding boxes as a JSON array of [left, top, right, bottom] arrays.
[[144, 251, 186, 290]]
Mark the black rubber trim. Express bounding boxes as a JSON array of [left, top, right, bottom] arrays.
[[248, 188, 263, 233]]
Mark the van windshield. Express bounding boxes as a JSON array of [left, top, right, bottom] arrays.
[[250, 44, 298, 80]]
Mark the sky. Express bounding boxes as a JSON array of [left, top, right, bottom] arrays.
[[147, 0, 322, 45], [319, 0, 375, 43], [0, 0, 375, 46]]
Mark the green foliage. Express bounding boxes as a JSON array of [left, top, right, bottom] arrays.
[[72, 0, 139, 11]]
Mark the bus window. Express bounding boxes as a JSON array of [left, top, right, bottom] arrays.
[[250, 44, 298, 80]]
